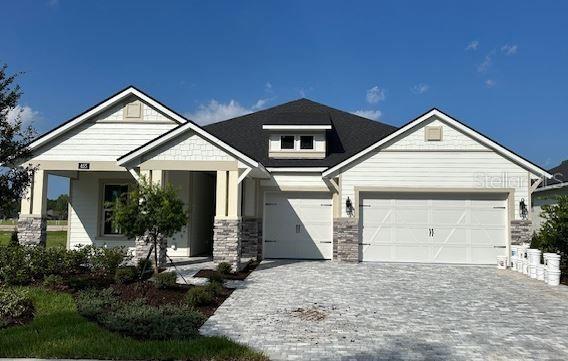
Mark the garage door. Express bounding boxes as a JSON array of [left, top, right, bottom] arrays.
[[360, 192, 508, 264], [264, 192, 332, 259]]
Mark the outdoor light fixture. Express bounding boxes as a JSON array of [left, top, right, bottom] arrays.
[[346, 196, 354, 217], [519, 198, 528, 220]]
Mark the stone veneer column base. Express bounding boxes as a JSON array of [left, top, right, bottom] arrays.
[[213, 218, 242, 271], [17, 215, 47, 246], [333, 217, 359, 263], [132, 232, 167, 268], [511, 219, 532, 245], [241, 218, 263, 261]]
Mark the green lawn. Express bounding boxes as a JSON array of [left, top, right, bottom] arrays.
[[0, 287, 266, 360], [0, 231, 67, 248], [0, 219, 67, 225]]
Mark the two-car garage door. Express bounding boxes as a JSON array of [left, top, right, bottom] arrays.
[[360, 192, 508, 264]]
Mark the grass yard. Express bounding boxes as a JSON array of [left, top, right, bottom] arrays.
[[0, 231, 67, 248], [0, 219, 67, 225], [0, 287, 266, 360]]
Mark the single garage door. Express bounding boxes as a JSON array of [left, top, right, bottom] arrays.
[[360, 192, 508, 264], [263, 192, 333, 259]]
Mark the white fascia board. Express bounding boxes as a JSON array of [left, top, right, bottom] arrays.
[[29, 87, 187, 150], [262, 125, 332, 130], [533, 181, 568, 193], [322, 109, 553, 179], [267, 167, 327, 173]]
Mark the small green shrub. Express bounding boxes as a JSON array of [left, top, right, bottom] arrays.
[[208, 271, 223, 284], [76, 288, 118, 319], [9, 231, 19, 247], [114, 266, 138, 284], [217, 262, 232, 275], [42, 274, 65, 289], [185, 286, 214, 307], [153, 271, 177, 289], [0, 288, 34, 328], [206, 280, 224, 296]]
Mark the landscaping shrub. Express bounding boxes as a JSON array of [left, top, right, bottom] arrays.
[[42, 274, 65, 289], [76, 288, 118, 319], [208, 271, 224, 284], [185, 286, 214, 307], [114, 266, 138, 284], [217, 262, 232, 275], [206, 280, 224, 296], [153, 271, 177, 289], [0, 288, 34, 328], [80, 245, 127, 277], [9, 231, 19, 247], [76, 288, 205, 340]]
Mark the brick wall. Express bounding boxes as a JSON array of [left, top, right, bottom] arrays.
[[213, 218, 242, 271], [511, 219, 532, 245], [333, 218, 359, 263], [17, 215, 47, 246]]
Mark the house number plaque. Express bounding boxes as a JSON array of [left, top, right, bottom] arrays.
[[78, 162, 90, 170]]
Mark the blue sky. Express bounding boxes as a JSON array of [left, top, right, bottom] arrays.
[[2, 0, 568, 197]]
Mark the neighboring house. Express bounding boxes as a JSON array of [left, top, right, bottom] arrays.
[[532, 160, 568, 232], [18, 86, 551, 269]]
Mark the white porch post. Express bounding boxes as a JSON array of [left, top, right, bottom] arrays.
[[17, 169, 48, 246], [213, 170, 242, 271]]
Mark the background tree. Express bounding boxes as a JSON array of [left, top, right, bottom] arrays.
[[112, 177, 187, 273], [531, 195, 568, 281], [47, 194, 69, 219], [0, 64, 36, 219]]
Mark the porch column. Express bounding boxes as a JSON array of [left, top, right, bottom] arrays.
[[17, 169, 48, 246], [213, 170, 242, 271]]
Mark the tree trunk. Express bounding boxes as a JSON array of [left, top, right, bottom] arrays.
[[153, 234, 159, 274]]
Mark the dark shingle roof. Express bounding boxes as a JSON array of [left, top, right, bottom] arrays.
[[543, 160, 568, 187], [204, 98, 398, 168]]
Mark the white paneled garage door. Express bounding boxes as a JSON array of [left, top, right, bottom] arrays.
[[263, 192, 333, 259], [360, 192, 508, 264]]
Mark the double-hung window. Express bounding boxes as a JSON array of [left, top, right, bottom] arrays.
[[101, 183, 129, 236]]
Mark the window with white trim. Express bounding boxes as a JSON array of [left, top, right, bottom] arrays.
[[101, 183, 129, 236], [280, 135, 295, 150], [300, 135, 314, 150]]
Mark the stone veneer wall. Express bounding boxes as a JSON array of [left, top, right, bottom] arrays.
[[241, 218, 263, 261], [132, 232, 167, 268], [213, 218, 242, 271], [511, 219, 532, 245], [17, 215, 47, 246], [333, 218, 359, 263]]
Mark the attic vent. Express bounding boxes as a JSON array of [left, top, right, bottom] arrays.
[[124, 101, 142, 120], [425, 126, 442, 141]]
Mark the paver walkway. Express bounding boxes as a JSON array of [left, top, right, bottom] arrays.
[[200, 260, 568, 361]]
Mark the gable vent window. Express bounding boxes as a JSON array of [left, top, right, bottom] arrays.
[[300, 135, 314, 150], [124, 101, 143, 120], [425, 126, 443, 141], [281, 135, 295, 150]]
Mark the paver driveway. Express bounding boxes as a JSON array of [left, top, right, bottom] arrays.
[[200, 261, 568, 361]]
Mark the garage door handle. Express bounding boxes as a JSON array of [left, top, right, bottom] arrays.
[[494, 245, 506, 248], [265, 240, 277, 243], [320, 241, 332, 244], [359, 243, 370, 246]]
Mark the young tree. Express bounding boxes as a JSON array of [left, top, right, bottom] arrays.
[[112, 177, 188, 273], [0, 64, 36, 219]]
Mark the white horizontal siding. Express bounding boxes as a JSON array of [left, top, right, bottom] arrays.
[[68, 172, 135, 251], [261, 173, 328, 190], [143, 131, 235, 162], [33, 99, 177, 161], [386, 118, 487, 151], [341, 151, 530, 219]]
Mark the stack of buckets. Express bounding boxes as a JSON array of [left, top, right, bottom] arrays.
[[508, 244, 561, 286]]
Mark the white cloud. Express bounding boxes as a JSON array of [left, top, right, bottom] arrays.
[[265, 82, 273, 93], [352, 110, 381, 120], [6, 105, 41, 127], [411, 83, 430, 94], [366, 86, 385, 104], [485, 79, 496, 88], [466, 40, 479, 51], [477, 53, 493, 73], [501, 44, 518, 55], [186, 98, 269, 125]]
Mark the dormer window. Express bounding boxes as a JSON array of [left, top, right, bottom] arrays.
[[281, 136, 295, 150], [300, 136, 314, 150]]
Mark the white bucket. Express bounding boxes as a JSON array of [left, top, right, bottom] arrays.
[[522, 259, 529, 275], [497, 256, 508, 270], [536, 264, 545, 281], [547, 269, 561, 286], [544, 267, 549, 283], [511, 245, 520, 259], [510, 256, 518, 268], [547, 254, 561, 271], [527, 249, 541, 266], [529, 265, 538, 279]]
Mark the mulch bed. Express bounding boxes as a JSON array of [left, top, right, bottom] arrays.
[[194, 260, 259, 281], [110, 281, 233, 319]]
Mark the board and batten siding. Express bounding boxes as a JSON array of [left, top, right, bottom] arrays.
[[68, 172, 135, 250], [33, 99, 177, 161], [340, 118, 531, 218]]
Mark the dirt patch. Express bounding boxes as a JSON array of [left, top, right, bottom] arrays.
[[194, 261, 259, 281], [290, 306, 328, 321]]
